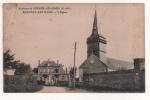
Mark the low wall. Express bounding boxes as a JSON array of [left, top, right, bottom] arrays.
[[4, 75, 43, 92], [83, 70, 145, 91]]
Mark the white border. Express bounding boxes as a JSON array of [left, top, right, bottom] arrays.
[[0, 0, 150, 100], [1, 0, 148, 3]]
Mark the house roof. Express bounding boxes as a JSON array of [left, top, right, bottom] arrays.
[[39, 60, 63, 67]]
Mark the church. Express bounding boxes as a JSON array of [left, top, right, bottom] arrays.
[[79, 10, 144, 91]]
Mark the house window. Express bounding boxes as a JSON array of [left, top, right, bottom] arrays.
[[55, 68, 59, 73]]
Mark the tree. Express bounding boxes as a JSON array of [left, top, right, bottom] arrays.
[[3, 49, 20, 71], [4, 49, 32, 75], [14, 63, 31, 75]]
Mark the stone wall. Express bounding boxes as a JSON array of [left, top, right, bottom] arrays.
[[83, 70, 145, 91]]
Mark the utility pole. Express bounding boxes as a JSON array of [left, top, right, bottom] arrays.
[[73, 42, 77, 88]]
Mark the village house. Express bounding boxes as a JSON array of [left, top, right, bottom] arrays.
[[37, 59, 68, 85]]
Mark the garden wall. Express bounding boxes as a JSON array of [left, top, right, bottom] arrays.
[[4, 75, 42, 92]]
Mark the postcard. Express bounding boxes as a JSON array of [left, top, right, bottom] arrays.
[[3, 3, 145, 93]]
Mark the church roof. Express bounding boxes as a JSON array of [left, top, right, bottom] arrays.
[[106, 58, 134, 70], [79, 54, 108, 73]]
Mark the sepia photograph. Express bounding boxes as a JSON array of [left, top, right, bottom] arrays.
[[3, 3, 145, 93]]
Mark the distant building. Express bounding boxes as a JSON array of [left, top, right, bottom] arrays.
[[38, 59, 68, 85]]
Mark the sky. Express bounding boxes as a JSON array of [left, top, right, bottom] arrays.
[[3, 3, 144, 69]]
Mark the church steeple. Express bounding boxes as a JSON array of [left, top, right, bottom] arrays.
[[87, 9, 100, 58], [87, 10, 100, 44], [87, 8, 107, 60]]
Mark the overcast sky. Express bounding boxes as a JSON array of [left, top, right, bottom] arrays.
[[4, 3, 144, 69]]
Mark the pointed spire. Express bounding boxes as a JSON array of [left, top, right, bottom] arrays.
[[92, 8, 98, 36], [93, 10, 97, 29]]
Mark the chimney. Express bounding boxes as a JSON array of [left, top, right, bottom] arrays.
[[57, 60, 59, 65]]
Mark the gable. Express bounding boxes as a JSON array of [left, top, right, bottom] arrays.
[[79, 54, 108, 73]]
